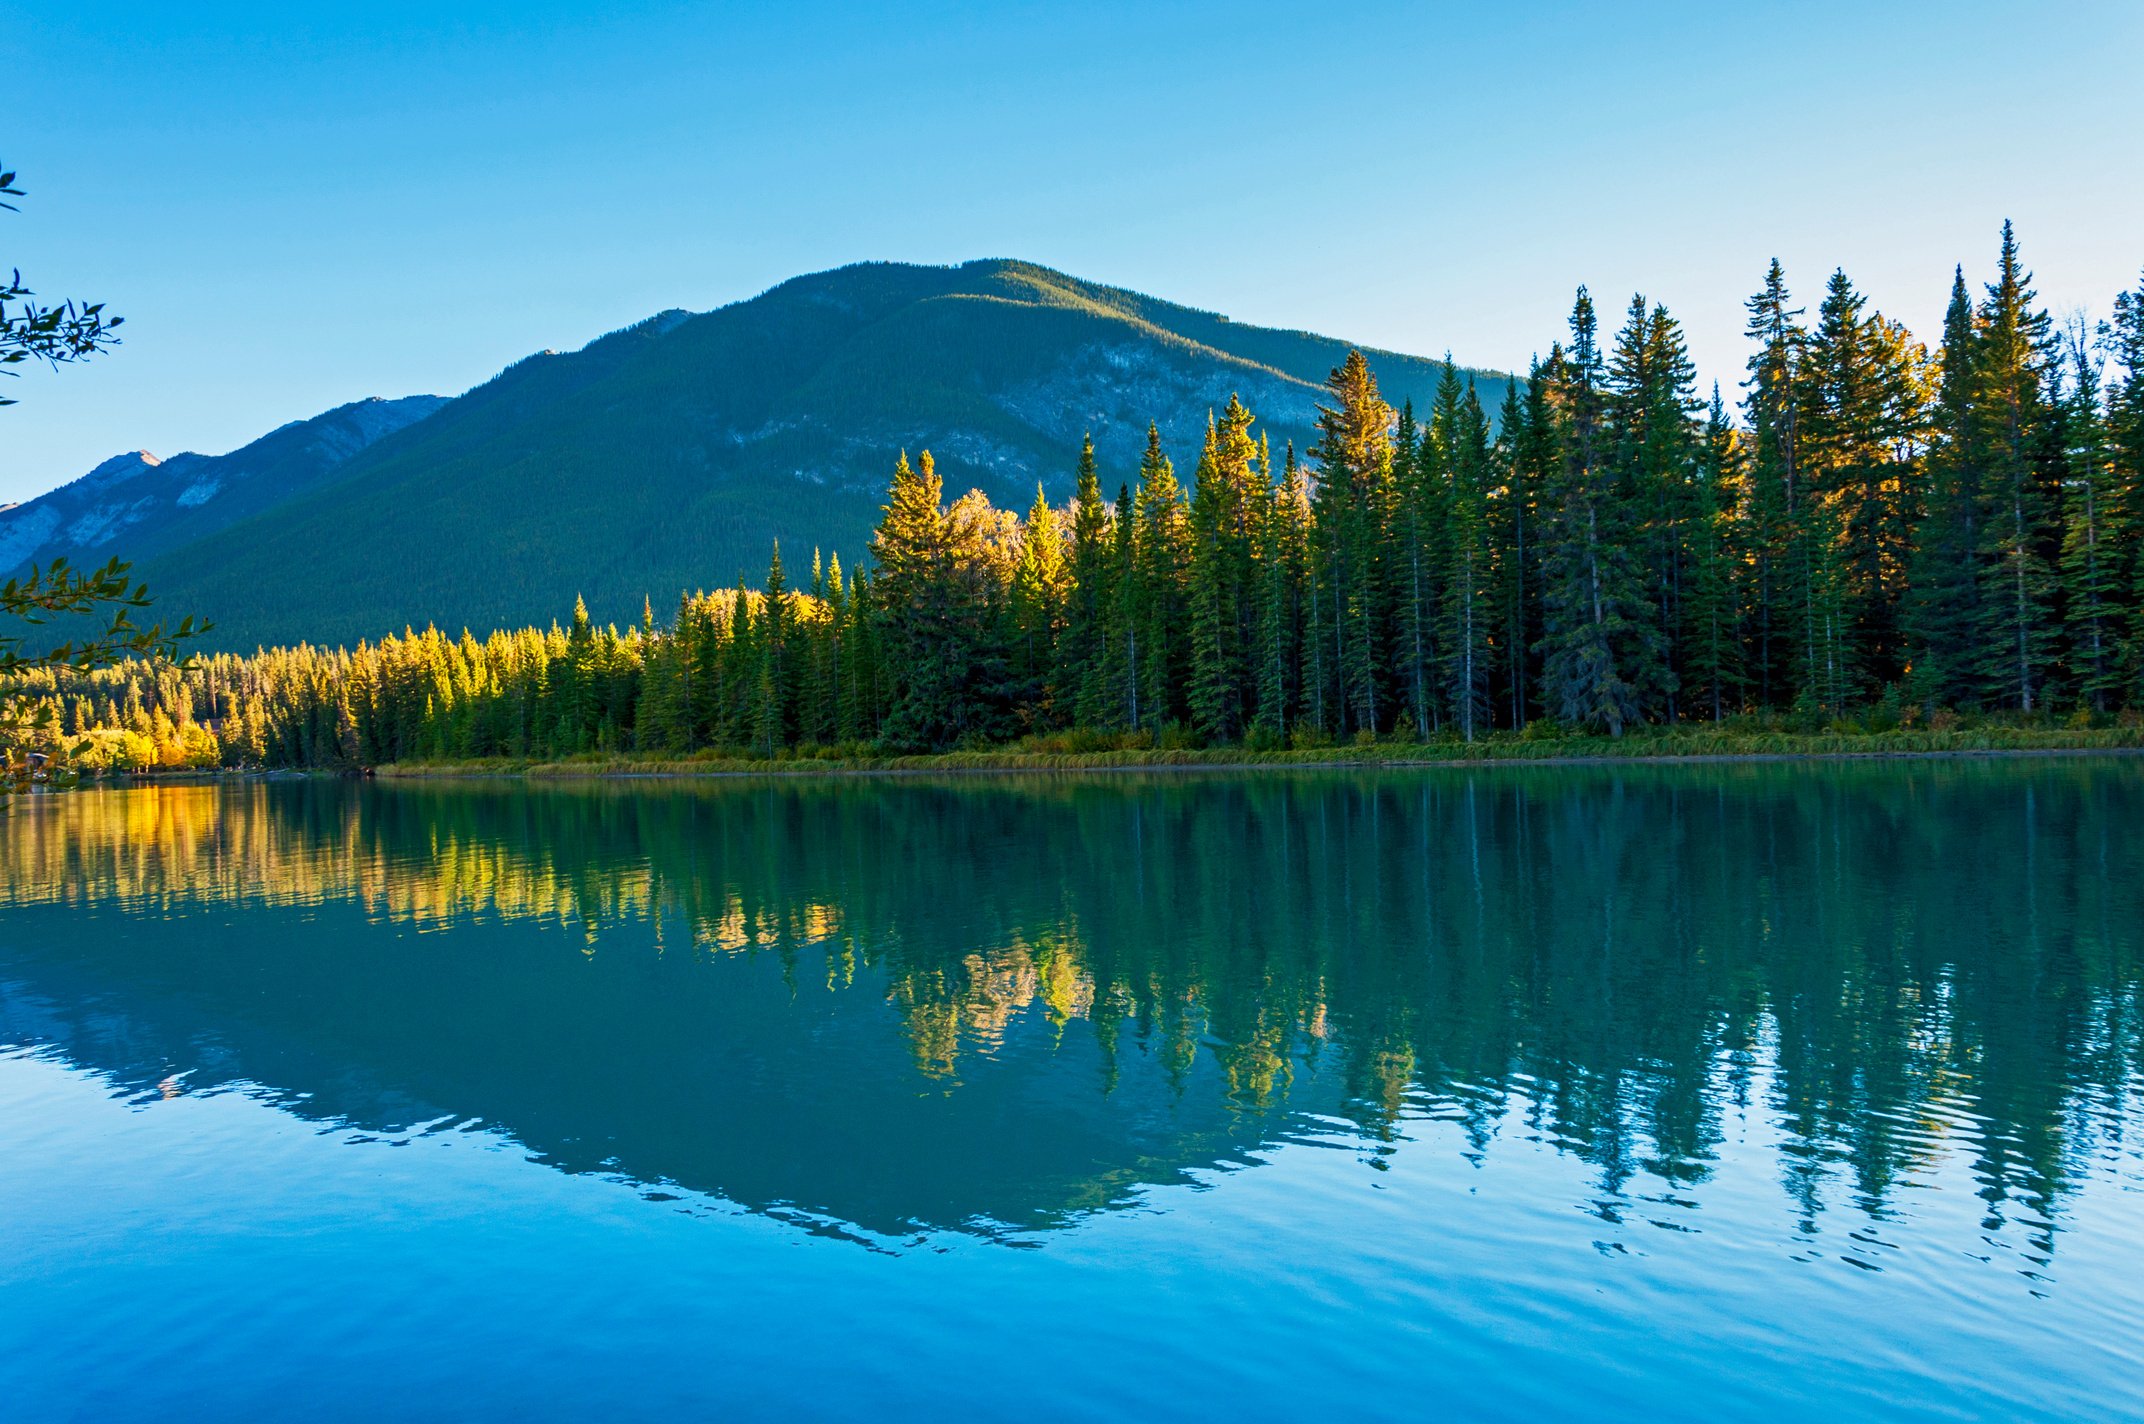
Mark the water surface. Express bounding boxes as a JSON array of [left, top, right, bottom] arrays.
[[5, 762, 2142, 1419]]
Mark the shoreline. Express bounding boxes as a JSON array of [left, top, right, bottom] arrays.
[[367, 734, 2144, 782]]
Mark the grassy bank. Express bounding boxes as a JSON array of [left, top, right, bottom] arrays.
[[374, 724, 2144, 780]]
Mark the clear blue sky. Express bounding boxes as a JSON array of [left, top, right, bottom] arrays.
[[4, 0, 2139, 503]]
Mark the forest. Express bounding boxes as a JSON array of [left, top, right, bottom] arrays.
[[8, 224, 2144, 771]]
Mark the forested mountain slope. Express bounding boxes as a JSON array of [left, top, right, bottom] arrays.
[[137, 260, 1503, 649], [1, 395, 447, 577]]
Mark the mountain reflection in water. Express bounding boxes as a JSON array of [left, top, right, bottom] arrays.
[[3, 762, 2139, 1258]]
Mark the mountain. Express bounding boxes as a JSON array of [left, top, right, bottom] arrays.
[[0, 395, 448, 578], [110, 260, 1507, 650]]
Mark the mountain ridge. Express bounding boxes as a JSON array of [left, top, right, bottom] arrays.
[[27, 260, 1511, 650], [2, 395, 448, 576]]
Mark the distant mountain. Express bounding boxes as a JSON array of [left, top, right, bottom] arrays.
[[104, 260, 1506, 650], [1, 395, 448, 578]]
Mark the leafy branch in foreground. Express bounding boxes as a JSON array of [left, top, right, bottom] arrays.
[[1, 156, 202, 788], [0, 162, 123, 403], [2, 559, 208, 786], [1, 556, 209, 678]]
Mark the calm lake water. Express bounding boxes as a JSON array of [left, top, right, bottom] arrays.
[[4, 762, 2142, 1420]]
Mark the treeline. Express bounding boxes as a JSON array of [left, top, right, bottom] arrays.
[[9, 224, 2144, 766]]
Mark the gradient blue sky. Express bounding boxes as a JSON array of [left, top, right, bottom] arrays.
[[5, 1, 2139, 503]]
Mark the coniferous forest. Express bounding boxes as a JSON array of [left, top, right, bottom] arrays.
[[12, 227, 2144, 770]]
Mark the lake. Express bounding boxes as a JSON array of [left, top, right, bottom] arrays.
[[4, 761, 2141, 1420]]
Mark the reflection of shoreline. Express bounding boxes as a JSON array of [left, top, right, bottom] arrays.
[[0, 917, 1311, 1241], [3, 765, 2138, 1253], [367, 742, 2144, 781]]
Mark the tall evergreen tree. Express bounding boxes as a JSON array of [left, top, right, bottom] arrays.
[[2106, 273, 2144, 702], [1100, 483, 1140, 731], [868, 451, 1005, 749], [2056, 320, 2122, 710], [1973, 221, 2058, 711], [1133, 424, 1192, 734], [1909, 269, 1988, 710], [1310, 351, 1396, 735], [1538, 291, 1652, 734], [1685, 386, 1747, 720], [754, 542, 792, 755], [1440, 373, 1496, 739], [1605, 295, 1694, 719], [1254, 441, 1311, 738], [1742, 260, 1808, 709], [1188, 398, 1261, 741], [1394, 392, 1439, 734], [1062, 436, 1114, 727], [1500, 365, 1557, 730], [1008, 484, 1069, 724]]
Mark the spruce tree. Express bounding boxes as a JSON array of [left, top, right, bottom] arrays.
[[1062, 436, 1114, 727], [1974, 221, 2058, 711], [823, 554, 848, 742], [753, 542, 791, 755], [1310, 351, 1396, 736], [2056, 321, 2122, 710], [869, 452, 970, 749], [1101, 483, 1140, 731], [1392, 396, 1436, 734], [1254, 441, 1311, 738], [1133, 425, 1192, 734], [1741, 261, 1808, 709], [801, 548, 836, 745], [1009, 484, 1070, 724], [1908, 270, 1987, 710], [1606, 296, 1694, 719], [1685, 386, 1747, 719], [1188, 398, 1261, 741], [2106, 273, 2144, 703], [1500, 366, 1557, 729], [1538, 291, 1650, 734]]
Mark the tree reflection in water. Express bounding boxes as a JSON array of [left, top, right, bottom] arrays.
[[3, 761, 2138, 1253]]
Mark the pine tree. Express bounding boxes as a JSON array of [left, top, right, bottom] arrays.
[[1392, 396, 1437, 735], [1188, 398, 1262, 741], [1009, 484, 1070, 725], [563, 594, 596, 752], [1500, 366, 1556, 729], [1606, 295, 1694, 719], [839, 567, 878, 741], [1538, 291, 1651, 734], [2056, 320, 2122, 710], [2107, 272, 2144, 703], [1254, 441, 1311, 738], [1100, 482, 1140, 731], [798, 550, 835, 745], [754, 543, 791, 755], [1908, 270, 1987, 710], [822, 553, 847, 743], [1741, 260, 1807, 709], [868, 452, 971, 750], [1063, 436, 1115, 727], [1133, 425, 1192, 734], [1974, 221, 2058, 711], [1685, 386, 1747, 719], [1797, 274, 1927, 699], [1311, 351, 1396, 735], [1439, 372, 1496, 739]]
